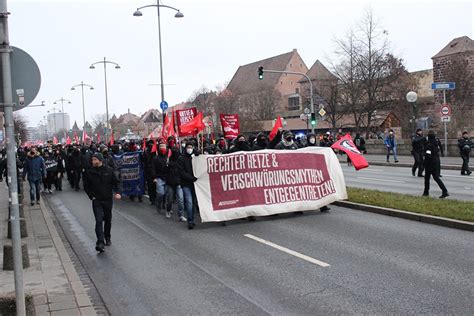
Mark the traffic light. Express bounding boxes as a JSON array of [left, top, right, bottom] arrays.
[[258, 66, 264, 80], [311, 112, 316, 126]]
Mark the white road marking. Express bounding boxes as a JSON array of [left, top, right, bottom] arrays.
[[244, 234, 330, 267], [465, 187, 472, 190], [356, 177, 405, 183]]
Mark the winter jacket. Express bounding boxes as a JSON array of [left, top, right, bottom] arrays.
[[166, 152, 182, 187], [458, 137, 473, 156], [177, 153, 197, 188], [384, 135, 397, 148], [84, 164, 121, 201], [152, 153, 168, 180], [411, 135, 426, 153], [424, 140, 441, 172], [275, 140, 298, 150], [44, 157, 59, 173], [23, 154, 46, 181]]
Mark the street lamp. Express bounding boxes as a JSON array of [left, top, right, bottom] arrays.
[[71, 81, 94, 129], [406, 91, 418, 134], [133, 1, 184, 121], [89, 57, 121, 141], [54, 98, 72, 141]]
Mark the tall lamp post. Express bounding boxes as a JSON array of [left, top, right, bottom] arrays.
[[71, 81, 94, 129], [133, 1, 184, 121], [406, 91, 417, 134], [54, 98, 71, 141], [89, 58, 120, 141]]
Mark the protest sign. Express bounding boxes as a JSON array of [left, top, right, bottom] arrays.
[[192, 147, 347, 222], [220, 114, 240, 139], [176, 107, 198, 137], [113, 151, 144, 196]]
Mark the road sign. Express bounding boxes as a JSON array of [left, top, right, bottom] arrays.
[[441, 116, 451, 123], [318, 108, 326, 117], [431, 82, 455, 90], [440, 104, 451, 116], [0, 46, 41, 111], [160, 101, 168, 110], [303, 108, 310, 114]]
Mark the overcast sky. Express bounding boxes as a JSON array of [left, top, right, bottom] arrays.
[[8, 0, 473, 128]]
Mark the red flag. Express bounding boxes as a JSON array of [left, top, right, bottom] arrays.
[[53, 136, 58, 145], [180, 112, 205, 134], [161, 113, 175, 139], [74, 132, 79, 144], [109, 132, 114, 145], [82, 129, 91, 144], [331, 133, 369, 171], [151, 138, 157, 153], [66, 136, 72, 145], [269, 115, 283, 141]]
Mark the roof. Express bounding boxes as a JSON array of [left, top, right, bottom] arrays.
[[432, 36, 474, 59], [141, 109, 161, 123], [300, 60, 336, 83], [227, 50, 297, 94], [71, 121, 80, 131]]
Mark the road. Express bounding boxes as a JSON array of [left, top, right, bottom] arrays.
[[341, 164, 474, 201], [44, 186, 474, 315]]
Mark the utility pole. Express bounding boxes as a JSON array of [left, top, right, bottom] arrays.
[[0, 0, 26, 314]]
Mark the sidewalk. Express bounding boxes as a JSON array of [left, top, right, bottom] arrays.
[[0, 183, 97, 315], [338, 154, 471, 171]]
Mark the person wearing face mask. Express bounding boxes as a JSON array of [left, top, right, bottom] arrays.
[[178, 142, 199, 229], [252, 133, 270, 151], [217, 137, 228, 154], [228, 134, 251, 153], [165, 147, 186, 221], [306, 133, 317, 147], [143, 140, 157, 205], [319, 132, 333, 147], [275, 131, 298, 150], [411, 129, 426, 177], [152, 143, 169, 212], [423, 130, 449, 198], [54, 149, 65, 191], [458, 131, 472, 175]]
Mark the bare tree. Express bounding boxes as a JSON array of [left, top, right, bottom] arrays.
[[91, 113, 107, 129], [187, 86, 217, 117], [239, 89, 281, 121], [13, 113, 28, 144]]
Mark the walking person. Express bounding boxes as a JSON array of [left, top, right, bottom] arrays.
[[22, 148, 46, 205], [84, 153, 121, 253], [458, 131, 472, 176], [43, 149, 58, 193], [152, 142, 169, 212], [411, 129, 426, 177], [384, 129, 399, 163], [422, 131, 449, 199], [165, 147, 186, 221], [178, 142, 198, 230]]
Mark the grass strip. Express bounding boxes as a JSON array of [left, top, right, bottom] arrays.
[[346, 187, 474, 223]]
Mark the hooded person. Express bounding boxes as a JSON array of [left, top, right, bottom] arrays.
[[275, 131, 298, 150], [253, 132, 270, 151], [177, 141, 198, 229], [458, 131, 472, 175], [306, 133, 317, 147], [228, 134, 251, 153], [319, 132, 333, 147]]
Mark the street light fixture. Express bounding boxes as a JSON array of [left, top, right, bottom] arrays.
[[54, 98, 72, 141], [406, 91, 418, 134], [133, 1, 184, 121], [89, 57, 121, 142], [71, 81, 94, 130]]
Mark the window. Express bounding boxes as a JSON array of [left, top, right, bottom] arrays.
[[288, 97, 300, 111]]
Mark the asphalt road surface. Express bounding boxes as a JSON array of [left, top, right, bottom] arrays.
[[341, 164, 474, 201], [44, 186, 474, 315]]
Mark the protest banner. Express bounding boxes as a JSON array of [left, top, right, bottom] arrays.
[[192, 147, 347, 222], [220, 114, 240, 139], [176, 107, 197, 137], [112, 151, 145, 196]]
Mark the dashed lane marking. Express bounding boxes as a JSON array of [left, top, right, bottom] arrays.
[[244, 234, 330, 268]]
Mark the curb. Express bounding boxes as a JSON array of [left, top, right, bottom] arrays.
[[333, 201, 474, 232], [338, 159, 463, 171]]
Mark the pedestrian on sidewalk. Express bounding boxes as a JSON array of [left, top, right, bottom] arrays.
[[458, 131, 472, 176], [84, 153, 122, 253], [23, 148, 46, 205], [423, 131, 449, 199], [384, 129, 399, 163], [411, 129, 426, 177]]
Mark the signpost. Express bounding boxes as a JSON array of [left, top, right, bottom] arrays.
[[160, 100, 168, 111], [432, 82, 455, 154]]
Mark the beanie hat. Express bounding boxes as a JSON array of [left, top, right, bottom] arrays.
[[92, 153, 104, 161]]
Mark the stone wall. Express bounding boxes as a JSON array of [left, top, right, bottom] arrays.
[[365, 138, 464, 157]]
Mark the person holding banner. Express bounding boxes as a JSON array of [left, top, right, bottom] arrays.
[[252, 133, 270, 151], [178, 142, 198, 229]]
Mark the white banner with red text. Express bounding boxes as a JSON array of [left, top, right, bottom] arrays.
[[192, 147, 347, 222]]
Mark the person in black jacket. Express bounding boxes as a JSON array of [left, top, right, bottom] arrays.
[[411, 129, 426, 177], [423, 131, 449, 198], [54, 148, 65, 191], [152, 143, 169, 211], [178, 142, 198, 229], [252, 133, 270, 151], [71, 147, 82, 191], [84, 153, 121, 253], [43, 150, 58, 193], [143, 140, 156, 205], [228, 134, 251, 153], [458, 131, 472, 175], [165, 147, 186, 221]]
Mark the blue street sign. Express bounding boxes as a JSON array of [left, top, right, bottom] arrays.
[[431, 82, 455, 90], [160, 101, 168, 110]]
